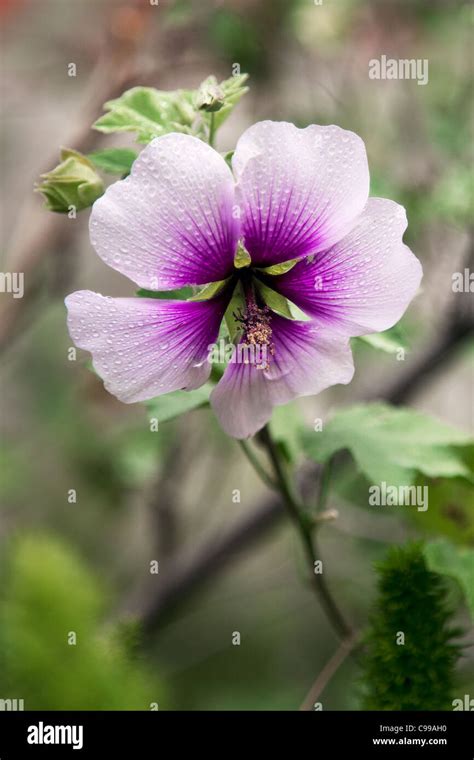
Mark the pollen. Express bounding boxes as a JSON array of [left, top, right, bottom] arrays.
[[234, 302, 275, 370]]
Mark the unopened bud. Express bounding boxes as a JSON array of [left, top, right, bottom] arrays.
[[195, 76, 225, 113], [36, 148, 104, 213]]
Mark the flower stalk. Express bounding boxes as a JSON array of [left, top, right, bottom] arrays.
[[208, 112, 216, 148], [252, 425, 353, 641]]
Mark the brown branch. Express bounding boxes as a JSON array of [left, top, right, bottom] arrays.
[[387, 242, 473, 405], [385, 316, 473, 406], [375, 231, 474, 406], [123, 493, 285, 634], [146, 437, 185, 559]]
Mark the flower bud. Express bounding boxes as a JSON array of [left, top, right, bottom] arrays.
[[36, 148, 104, 213], [195, 76, 225, 113]]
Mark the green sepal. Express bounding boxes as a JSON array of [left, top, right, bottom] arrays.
[[233, 241, 251, 269], [136, 287, 193, 300], [224, 280, 245, 343], [222, 150, 234, 168], [187, 278, 231, 302], [254, 280, 311, 321], [257, 258, 298, 276]]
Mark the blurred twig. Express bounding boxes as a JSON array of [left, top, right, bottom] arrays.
[[125, 492, 285, 634], [386, 315, 473, 406], [299, 632, 360, 711], [146, 438, 184, 559]]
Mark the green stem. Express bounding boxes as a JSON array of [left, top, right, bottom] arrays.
[[208, 113, 216, 147], [316, 457, 333, 513], [238, 440, 278, 491], [257, 425, 352, 641]]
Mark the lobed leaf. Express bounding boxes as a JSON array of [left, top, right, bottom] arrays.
[[423, 539, 474, 619], [88, 148, 138, 175], [301, 402, 473, 487], [93, 87, 197, 144]]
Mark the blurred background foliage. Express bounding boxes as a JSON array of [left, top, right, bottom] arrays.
[[0, 0, 472, 709], [0, 534, 161, 709]]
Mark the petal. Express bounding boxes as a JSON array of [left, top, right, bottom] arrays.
[[210, 316, 354, 438], [65, 290, 226, 403], [233, 120, 369, 267], [89, 134, 239, 290], [271, 198, 423, 337]]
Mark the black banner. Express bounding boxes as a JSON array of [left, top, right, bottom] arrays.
[[0, 710, 472, 757]]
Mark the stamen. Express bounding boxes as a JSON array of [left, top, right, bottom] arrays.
[[234, 300, 275, 371]]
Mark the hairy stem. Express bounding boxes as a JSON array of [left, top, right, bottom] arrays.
[[257, 425, 352, 641]]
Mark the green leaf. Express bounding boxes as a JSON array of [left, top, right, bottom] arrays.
[[355, 324, 409, 355], [429, 165, 474, 226], [409, 471, 474, 545], [136, 286, 193, 300], [423, 539, 474, 619], [93, 75, 248, 147], [301, 402, 473, 487], [88, 148, 137, 175], [146, 383, 213, 424], [270, 401, 305, 463], [0, 534, 161, 709], [93, 87, 197, 144]]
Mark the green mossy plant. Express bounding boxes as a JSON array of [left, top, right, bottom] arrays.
[[360, 543, 462, 710]]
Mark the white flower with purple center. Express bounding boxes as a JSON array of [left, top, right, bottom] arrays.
[[65, 121, 422, 438]]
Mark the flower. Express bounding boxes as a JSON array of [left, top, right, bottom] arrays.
[[65, 121, 422, 438]]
